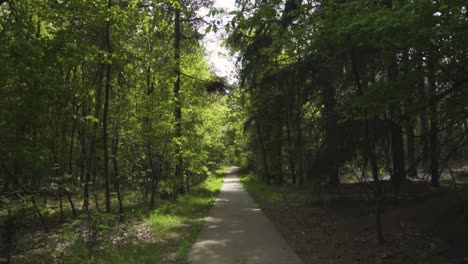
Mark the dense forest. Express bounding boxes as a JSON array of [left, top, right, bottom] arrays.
[[227, 0, 468, 262], [0, 0, 240, 262], [1, 0, 467, 263]]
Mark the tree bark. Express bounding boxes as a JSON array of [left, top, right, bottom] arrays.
[[68, 122, 78, 218], [322, 84, 339, 185], [255, 115, 271, 184], [428, 60, 440, 187], [89, 64, 104, 210], [391, 121, 406, 200], [286, 113, 296, 184], [294, 70, 304, 185], [79, 106, 90, 211], [405, 115, 417, 178], [276, 120, 284, 184], [103, 0, 112, 213], [112, 133, 123, 219], [173, 6, 183, 197], [388, 57, 406, 200], [417, 56, 429, 171]]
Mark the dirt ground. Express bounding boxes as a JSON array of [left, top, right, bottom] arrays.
[[258, 182, 468, 264]]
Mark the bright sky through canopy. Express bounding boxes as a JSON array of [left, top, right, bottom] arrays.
[[201, 0, 237, 84]]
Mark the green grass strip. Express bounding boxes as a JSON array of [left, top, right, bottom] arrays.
[[64, 174, 224, 264]]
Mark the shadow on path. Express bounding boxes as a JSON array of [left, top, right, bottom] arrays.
[[187, 172, 303, 264]]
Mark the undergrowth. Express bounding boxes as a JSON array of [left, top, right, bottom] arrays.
[[239, 174, 281, 204], [61, 174, 224, 264]]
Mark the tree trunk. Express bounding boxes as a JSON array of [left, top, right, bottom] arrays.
[[405, 116, 417, 178], [391, 121, 406, 200], [59, 194, 64, 223], [88, 61, 104, 211], [368, 136, 384, 244], [79, 106, 89, 211], [388, 57, 406, 200], [112, 133, 123, 219], [255, 116, 270, 184], [286, 113, 296, 184], [322, 84, 339, 185], [403, 53, 417, 179], [103, 0, 112, 213], [276, 120, 284, 184], [417, 56, 429, 171], [148, 143, 156, 206], [69, 123, 75, 176], [31, 196, 49, 233], [428, 60, 440, 187], [67, 194, 78, 218], [173, 5, 183, 198], [67, 122, 78, 218], [294, 79, 304, 185]]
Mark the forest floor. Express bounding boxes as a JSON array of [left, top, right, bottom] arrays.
[[0, 172, 225, 263], [240, 174, 468, 264]]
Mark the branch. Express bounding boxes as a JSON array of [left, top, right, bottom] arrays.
[[181, 17, 210, 25], [179, 71, 208, 82]]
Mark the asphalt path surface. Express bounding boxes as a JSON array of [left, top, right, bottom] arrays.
[[187, 169, 303, 264]]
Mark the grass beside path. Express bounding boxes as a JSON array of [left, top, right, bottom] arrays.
[[64, 172, 224, 264], [239, 174, 281, 205]]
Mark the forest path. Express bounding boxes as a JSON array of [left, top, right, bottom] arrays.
[[187, 169, 303, 264]]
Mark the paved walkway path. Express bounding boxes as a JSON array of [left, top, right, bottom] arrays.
[[187, 172, 303, 264]]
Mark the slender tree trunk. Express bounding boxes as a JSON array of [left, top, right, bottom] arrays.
[[149, 157, 158, 208], [255, 115, 271, 183], [428, 60, 440, 187], [294, 80, 304, 185], [89, 63, 104, 210], [388, 58, 406, 200], [173, 6, 183, 198], [417, 56, 429, 171], [286, 113, 296, 184], [402, 52, 417, 179], [391, 121, 406, 200], [69, 123, 75, 175], [67, 123, 78, 218], [59, 194, 64, 223], [148, 143, 156, 206], [186, 171, 190, 192], [112, 133, 123, 219], [429, 122, 439, 186], [405, 115, 417, 178], [67, 194, 78, 218], [31, 196, 49, 233], [79, 107, 89, 211], [52, 142, 64, 222], [2, 171, 9, 194], [103, 0, 113, 213], [276, 121, 283, 184], [151, 141, 168, 207], [322, 84, 339, 185], [368, 135, 384, 244]]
